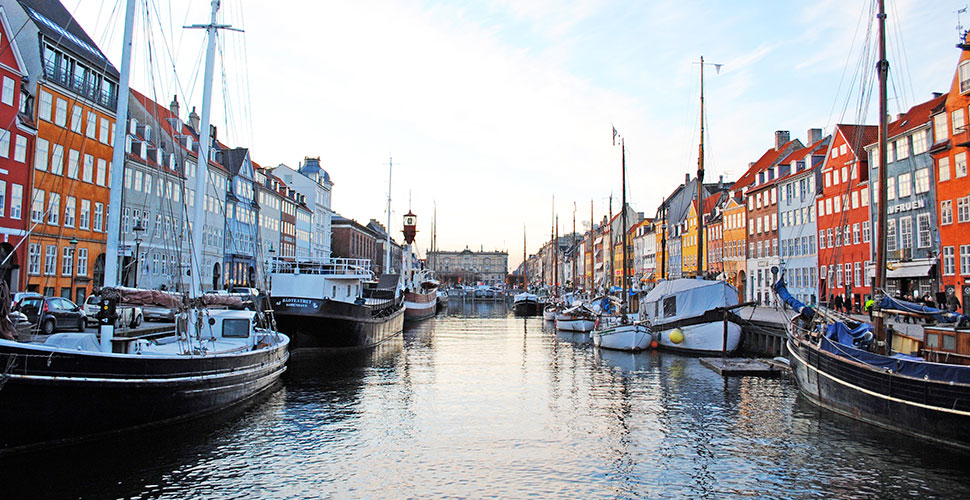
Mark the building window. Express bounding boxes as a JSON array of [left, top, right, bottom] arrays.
[[64, 196, 75, 227], [82, 154, 94, 183], [0, 131, 8, 159], [79, 199, 90, 229], [77, 248, 88, 276], [99, 117, 110, 144], [28, 244, 41, 275], [31, 189, 44, 223], [70, 104, 83, 133], [915, 213, 931, 248], [887, 219, 897, 252], [51, 144, 64, 175], [34, 138, 49, 171], [944, 246, 956, 275], [67, 149, 79, 179], [861, 220, 870, 243], [47, 192, 60, 225], [86, 111, 97, 138], [939, 157, 951, 182], [935, 113, 949, 142], [38, 91, 53, 121], [959, 196, 970, 223], [853, 223, 860, 244], [14, 135, 27, 163], [954, 109, 966, 135], [896, 138, 909, 160], [942, 200, 953, 224], [836, 265, 843, 287], [97, 159, 107, 186], [912, 130, 927, 155], [887, 176, 896, 200], [62, 247, 73, 276], [913, 167, 930, 194], [957, 152, 968, 178], [10, 184, 22, 220], [854, 262, 862, 287], [54, 98, 67, 126], [94, 203, 104, 232], [961, 246, 970, 275], [897, 172, 912, 198], [44, 245, 57, 275], [961, 60, 970, 93], [900, 216, 913, 250]]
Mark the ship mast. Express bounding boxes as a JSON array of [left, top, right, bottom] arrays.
[[523, 226, 527, 291], [101, 0, 137, 352], [385, 156, 393, 274], [696, 55, 706, 278], [620, 138, 629, 317], [873, 0, 890, 353], [589, 200, 594, 292]]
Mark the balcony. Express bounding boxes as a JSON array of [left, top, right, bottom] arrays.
[[44, 63, 117, 111]]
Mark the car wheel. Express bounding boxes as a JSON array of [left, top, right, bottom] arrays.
[[132, 315, 142, 328], [77, 319, 85, 332], [41, 318, 56, 335]]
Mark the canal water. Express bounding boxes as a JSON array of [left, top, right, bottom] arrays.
[[3, 301, 969, 499]]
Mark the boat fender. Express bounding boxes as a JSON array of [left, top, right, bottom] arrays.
[[650, 340, 659, 349], [669, 328, 684, 344]]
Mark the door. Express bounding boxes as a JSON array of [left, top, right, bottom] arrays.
[[963, 285, 970, 315]]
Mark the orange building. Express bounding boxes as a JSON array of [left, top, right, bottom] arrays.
[[935, 32, 970, 311], [11, 1, 119, 301], [721, 196, 747, 298]]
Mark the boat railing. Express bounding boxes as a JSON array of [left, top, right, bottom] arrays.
[[269, 256, 372, 276]]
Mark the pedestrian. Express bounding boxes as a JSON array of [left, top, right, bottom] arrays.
[[865, 297, 875, 320], [833, 294, 843, 314], [947, 293, 961, 313]]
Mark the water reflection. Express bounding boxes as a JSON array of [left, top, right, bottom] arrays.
[[2, 301, 969, 498]]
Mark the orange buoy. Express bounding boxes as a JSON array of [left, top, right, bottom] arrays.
[[650, 340, 659, 349]]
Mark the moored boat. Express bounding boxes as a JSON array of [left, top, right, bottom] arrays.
[[591, 320, 652, 351], [555, 304, 597, 332], [640, 279, 742, 355], [270, 258, 404, 350], [513, 292, 539, 316]]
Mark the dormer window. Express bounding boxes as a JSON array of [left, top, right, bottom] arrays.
[[960, 60, 970, 94], [129, 118, 138, 134]]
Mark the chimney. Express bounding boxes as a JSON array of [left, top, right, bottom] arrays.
[[169, 95, 180, 118], [209, 124, 217, 142], [188, 106, 200, 132], [932, 92, 944, 98], [807, 128, 822, 145], [685, 173, 691, 184], [775, 130, 790, 151]]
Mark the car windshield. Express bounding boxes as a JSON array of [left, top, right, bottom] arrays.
[[85, 296, 99, 305]]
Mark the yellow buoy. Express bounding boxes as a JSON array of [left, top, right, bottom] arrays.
[[669, 328, 684, 344]]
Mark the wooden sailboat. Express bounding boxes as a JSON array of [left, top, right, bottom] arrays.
[[0, 0, 289, 454], [513, 227, 538, 315], [779, 0, 970, 450], [592, 131, 651, 351]]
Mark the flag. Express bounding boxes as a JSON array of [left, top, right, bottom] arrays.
[[612, 125, 617, 145]]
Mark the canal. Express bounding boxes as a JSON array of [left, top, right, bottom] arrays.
[[3, 301, 969, 498]]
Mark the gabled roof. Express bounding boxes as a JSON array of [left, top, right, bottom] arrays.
[[18, 0, 119, 79], [221, 148, 250, 177], [836, 124, 878, 158], [885, 94, 947, 140], [732, 139, 802, 192], [775, 135, 831, 184]]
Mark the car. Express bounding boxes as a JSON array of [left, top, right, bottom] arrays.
[[82, 295, 144, 328], [142, 304, 175, 322], [10, 291, 42, 309], [18, 296, 86, 335]]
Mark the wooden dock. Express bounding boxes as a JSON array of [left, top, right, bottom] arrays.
[[699, 357, 788, 378]]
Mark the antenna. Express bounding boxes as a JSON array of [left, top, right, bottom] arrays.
[[958, 6, 968, 40]]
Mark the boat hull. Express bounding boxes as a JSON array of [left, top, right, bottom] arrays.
[[788, 335, 970, 450], [404, 290, 437, 322], [592, 323, 652, 352], [542, 308, 557, 321], [556, 317, 596, 332], [513, 300, 538, 316], [272, 296, 404, 350], [0, 336, 289, 454], [653, 321, 741, 355]]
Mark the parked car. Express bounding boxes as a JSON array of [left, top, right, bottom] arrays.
[[18, 297, 86, 335], [82, 295, 144, 328], [10, 291, 42, 309], [142, 304, 175, 322]]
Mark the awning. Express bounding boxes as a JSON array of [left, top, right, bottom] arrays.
[[887, 262, 933, 279], [868, 259, 935, 279]]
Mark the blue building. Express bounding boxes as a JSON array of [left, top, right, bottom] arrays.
[[221, 148, 259, 287], [777, 131, 830, 305], [864, 95, 945, 299]]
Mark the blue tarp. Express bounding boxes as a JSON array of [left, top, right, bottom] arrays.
[[824, 322, 873, 349], [877, 296, 968, 325], [772, 279, 816, 319], [819, 336, 970, 385]]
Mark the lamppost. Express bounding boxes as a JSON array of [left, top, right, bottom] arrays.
[[69, 236, 78, 301], [132, 220, 145, 288], [265, 243, 275, 290]]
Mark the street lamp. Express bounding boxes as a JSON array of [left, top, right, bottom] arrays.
[[265, 243, 275, 290], [132, 220, 145, 288], [69, 236, 78, 301]]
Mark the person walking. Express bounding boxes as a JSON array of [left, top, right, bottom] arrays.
[[865, 297, 875, 320], [947, 292, 962, 313], [833, 294, 844, 315]]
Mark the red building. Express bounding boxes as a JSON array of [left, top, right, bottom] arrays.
[[935, 32, 970, 311], [0, 9, 36, 292], [816, 124, 877, 310]]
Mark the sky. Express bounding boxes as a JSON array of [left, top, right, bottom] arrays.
[[70, 0, 967, 269]]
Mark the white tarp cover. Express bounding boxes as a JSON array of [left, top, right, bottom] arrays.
[[44, 333, 101, 352], [641, 278, 739, 324]]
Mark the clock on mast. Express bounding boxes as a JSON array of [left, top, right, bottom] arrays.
[[403, 211, 417, 245]]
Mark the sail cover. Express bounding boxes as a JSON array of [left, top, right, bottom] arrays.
[[878, 296, 969, 326], [820, 336, 970, 385], [641, 279, 738, 324], [101, 286, 183, 309]]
